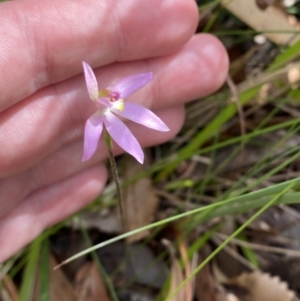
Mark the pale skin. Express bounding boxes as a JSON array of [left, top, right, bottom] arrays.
[[0, 0, 229, 262]]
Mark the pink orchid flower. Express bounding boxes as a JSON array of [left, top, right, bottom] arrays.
[[82, 62, 170, 164]]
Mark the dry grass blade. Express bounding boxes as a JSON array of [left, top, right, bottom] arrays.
[[163, 239, 185, 301], [163, 239, 195, 301], [212, 236, 257, 271], [1, 287, 14, 301], [1, 275, 18, 301], [179, 240, 194, 301], [227, 75, 246, 139], [238, 62, 300, 93], [216, 233, 300, 257]]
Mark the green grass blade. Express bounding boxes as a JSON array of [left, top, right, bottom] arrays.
[[39, 239, 50, 301], [56, 177, 300, 267], [237, 233, 259, 267], [19, 237, 42, 301], [165, 182, 294, 300], [268, 39, 300, 71]]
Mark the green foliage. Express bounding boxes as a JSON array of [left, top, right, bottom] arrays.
[[19, 237, 42, 301]]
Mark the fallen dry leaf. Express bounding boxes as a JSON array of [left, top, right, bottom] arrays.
[[195, 263, 228, 301], [227, 271, 295, 301], [33, 254, 76, 301], [123, 155, 159, 242], [222, 0, 300, 45], [287, 65, 300, 88], [49, 255, 77, 301], [74, 262, 110, 301], [195, 249, 228, 301]]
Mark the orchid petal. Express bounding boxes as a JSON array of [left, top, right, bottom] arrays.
[[104, 112, 144, 164], [113, 72, 153, 99], [96, 97, 112, 110], [82, 112, 104, 161], [82, 62, 99, 101], [112, 102, 170, 132]]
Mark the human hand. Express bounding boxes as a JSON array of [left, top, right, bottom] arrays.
[[0, 0, 228, 262]]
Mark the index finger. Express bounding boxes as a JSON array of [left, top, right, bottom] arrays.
[[0, 0, 198, 111]]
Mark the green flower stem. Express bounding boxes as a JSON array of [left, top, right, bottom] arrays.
[[104, 127, 126, 232]]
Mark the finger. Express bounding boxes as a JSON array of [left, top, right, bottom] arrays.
[[0, 34, 228, 177], [0, 105, 185, 217], [0, 0, 198, 110], [88, 34, 228, 110], [0, 165, 107, 263]]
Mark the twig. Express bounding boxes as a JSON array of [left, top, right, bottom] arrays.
[[212, 235, 259, 271], [227, 75, 246, 138], [216, 232, 300, 257]]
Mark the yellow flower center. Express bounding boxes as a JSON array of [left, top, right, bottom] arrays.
[[99, 89, 124, 111], [113, 99, 124, 111]]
